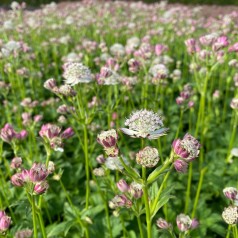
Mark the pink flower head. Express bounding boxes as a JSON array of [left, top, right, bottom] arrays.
[[173, 134, 201, 162], [155, 44, 168, 56], [29, 163, 48, 183], [212, 36, 229, 51], [0, 214, 11, 232], [0, 124, 16, 143], [229, 42, 238, 52], [117, 179, 129, 193], [34, 181, 49, 195], [11, 173, 24, 187], [174, 159, 188, 173], [39, 124, 61, 139], [61, 127, 74, 139]]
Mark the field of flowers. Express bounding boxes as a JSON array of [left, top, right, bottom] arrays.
[[0, 1, 238, 237]]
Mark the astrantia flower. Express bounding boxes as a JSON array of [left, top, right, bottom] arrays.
[[136, 146, 159, 168], [129, 182, 143, 198], [176, 214, 192, 232], [173, 133, 201, 161], [96, 67, 120, 85], [105, 156, 129, 170], [120, 109, 169, 139], [97, 129, 118, 157], [156, 218, 172, 229], [230, 98, 238, 109], [63, 62, 92, 85], [223, 187, 238, 201], [222, 206, 238, 224]]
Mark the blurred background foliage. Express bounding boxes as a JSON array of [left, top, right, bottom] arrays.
[[0, 0, 238, 7]]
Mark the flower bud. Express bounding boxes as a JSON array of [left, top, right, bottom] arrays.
[[10, 157, 22, 169], [34, 181, 49, 195], [47, 161, 55, 174], [96, 154, 105, 164], [11, 173, 24, 187], [174, 160, 188, 173], [156, 218, 172, 229], [129, 182, 143, 199], [223, 187, 238, 201], [117, 179, 129, 193], [0, 215, 11, 232], [93, 167, 105, 177], [176, 214, 192, 232], [230, 98, 238, 109], [61, 127, 74, 139]]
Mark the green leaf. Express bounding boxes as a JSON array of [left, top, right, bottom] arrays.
[[47, 220, 77, 237]]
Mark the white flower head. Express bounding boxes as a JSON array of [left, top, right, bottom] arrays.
[[63, 63, 92, 85], [120, 109, 169, 139]]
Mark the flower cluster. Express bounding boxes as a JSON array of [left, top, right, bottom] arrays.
[[176, 84, 194, 108], [156, 214, 198, 233], [172, 133, 201, 173], [222, 187, 238, 225], [109, 180, 143, 209], [0, 124, 27, 144], [120, 109, 169, 139], [11, 162, 53, 195], [39, 124, 74, 151]]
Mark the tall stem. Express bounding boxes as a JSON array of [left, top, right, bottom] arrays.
[[142, 167, 151, 238], [31, 195, 38, 238], [137, 216, 144, 238], [83, 124, 90, 209]]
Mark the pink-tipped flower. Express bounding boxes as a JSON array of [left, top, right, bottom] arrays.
[[97, 129, 119, 157], [117, 179, 129, 193], [0, 211, 6, 220], [34, 181, 49, 195], [61, 127, 74, 139], [223, 187, 238, 201], [191, 218, 199, 229], [10, 157, 22, 169], [155, 44, 168, 56], [0, 124, 16, 143], [129, 182, 143, 199], [110, 195, 132, 208], [229, 42, 238, 52], [29, 163, 48, 183], [16, 130, 28, 140], [11, 173, 24, 187], [21, 169, 30, 183], [176, 214, 192, 232], [156, 218, 172, 229], [44, 78, 58, 93], [0, 214, 11, 232], [172, 133, 200, 162], [39, 124, 61, 139], [96, 154, 106, 164], [174, 159, 188, 173], [212, 36, 229, 51], [128, 58, 140, 73], [185, 38, 199, 54]]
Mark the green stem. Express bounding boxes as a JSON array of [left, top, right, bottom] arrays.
[[31, 195, 38, 238], [192, 167, 207, 218], [37, 212, 47, 238], [226, 225, 231, 238], [184, 163, 192, 214], [83, 124, 90, 209], [142, 167, 151, 238], [226, 113, 238, 163], [137, 216, 144, 238]]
